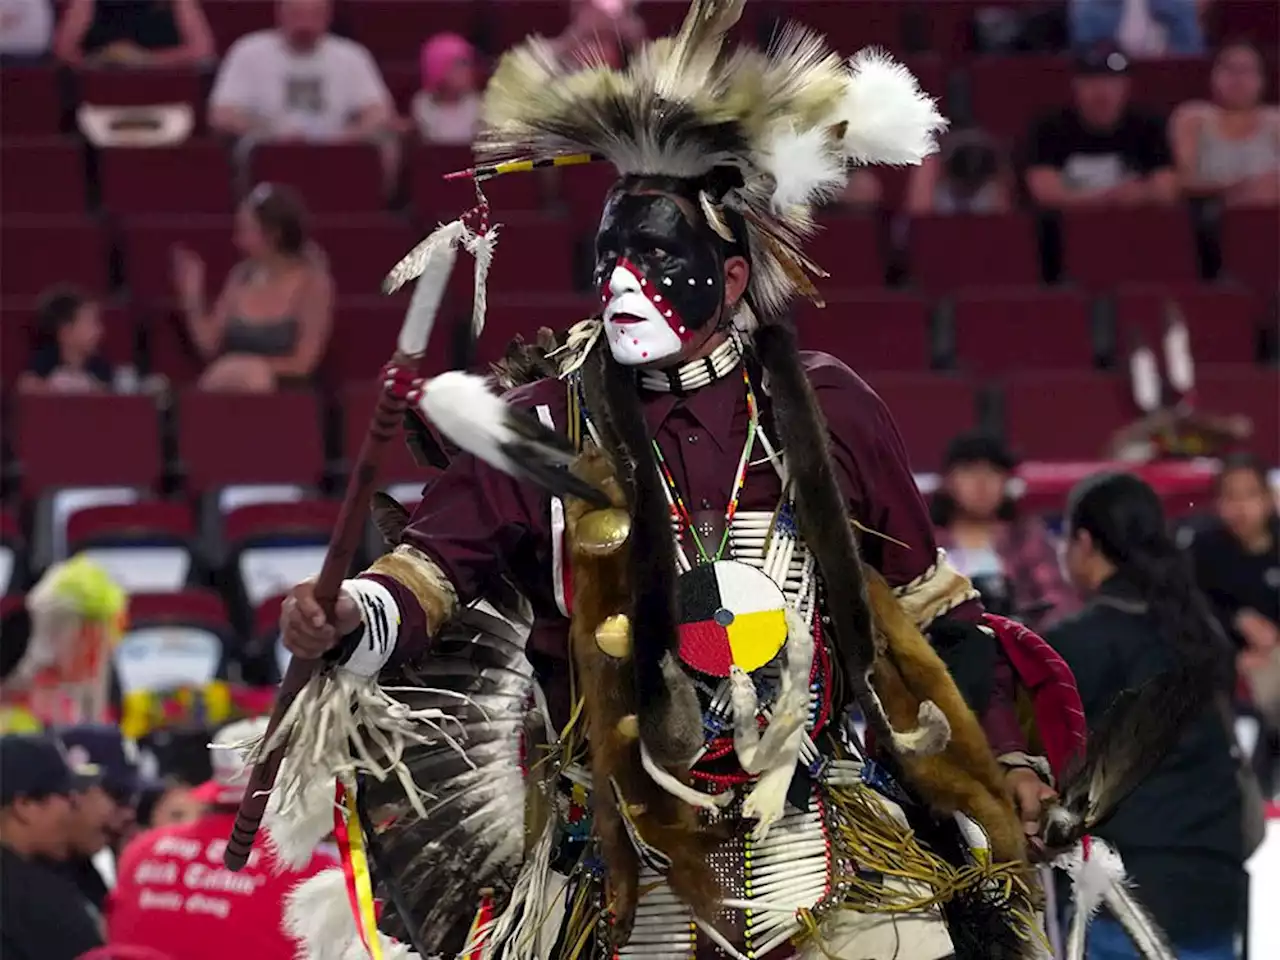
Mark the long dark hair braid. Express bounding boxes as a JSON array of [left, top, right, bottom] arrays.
[[1067, 472, 1233, 688]]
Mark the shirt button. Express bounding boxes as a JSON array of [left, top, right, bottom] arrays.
[[687, 433, 698, 444], [700, 498, 712, 509]]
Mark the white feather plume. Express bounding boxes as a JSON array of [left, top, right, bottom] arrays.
[[839, 48, 948, 166], [759, 123, 848, 213], [1055, 837, 1128, 920], [285, 869, 423, 960]]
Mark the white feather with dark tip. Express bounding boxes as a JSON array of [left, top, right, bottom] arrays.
[[417, 371, 609, 506]]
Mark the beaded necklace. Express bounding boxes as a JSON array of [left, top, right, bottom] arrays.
[[649, 367, 759, 564]]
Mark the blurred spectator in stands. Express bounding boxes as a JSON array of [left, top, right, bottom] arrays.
[[0, 0, 52, 59], [59, 725, 146, 912], [1070, 0, 1204, 57], [906, 129, 1013, 214], [208, 0, 396, 176], [172, 183, 333, 392], [1185, 454, 1280, 719], [135, 779, 200, 830], [931, 432, 1078, 631], [1170, 40, 1280, 208], [0, 733, 105, 959], [17, 286, 115, 395], [107, 718, 335, 960], [1026, 43, 1177, 208], [1049, 472, 1244, 960], [53, 0, 213, 68], [412, 31, 481, 145], [551, 0, 645, 69]]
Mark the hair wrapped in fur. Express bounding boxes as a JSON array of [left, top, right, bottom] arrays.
[[478, 0, 945, 315]]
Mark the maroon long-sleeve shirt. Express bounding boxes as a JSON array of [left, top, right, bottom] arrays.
[[365, 351, 1026, 754]]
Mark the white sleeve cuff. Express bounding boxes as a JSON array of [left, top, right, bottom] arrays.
[[339, 577, 401, 678]]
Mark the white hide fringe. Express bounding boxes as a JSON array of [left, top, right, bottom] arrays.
[[285, 869, 424, 960], [460, 817, 557, 960], [839, 48, 948, 167], [464, 227, 499, 338], [259, 670, 475, 868]]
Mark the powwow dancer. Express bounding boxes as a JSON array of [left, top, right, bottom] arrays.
[[260, 3, 1195, 958]]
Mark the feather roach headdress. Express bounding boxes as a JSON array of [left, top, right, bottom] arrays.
[[475, 0, 945, 316]]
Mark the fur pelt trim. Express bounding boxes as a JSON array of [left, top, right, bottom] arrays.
[[865, 569, 1027, 864], [583, 342, 704, 767], [563, 446, 719, 943], [894, 549, 982, 630], [753, 322, 950, 760]]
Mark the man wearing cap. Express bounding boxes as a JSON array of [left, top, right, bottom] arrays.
[[59, 724, 148, 911], [0, 733, 106, 960], [1026, 42, 1177, 209], [106, 718, 335, 960]]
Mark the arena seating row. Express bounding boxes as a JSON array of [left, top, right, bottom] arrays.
[[4, 364, 1277, 495], [2, 282, 1274, 390], [3, 202, 1276, 305]]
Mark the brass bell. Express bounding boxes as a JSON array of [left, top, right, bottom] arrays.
[[575, 508, 631, 556], [616, 714, 640, 740], [595, 614, 632, 658]]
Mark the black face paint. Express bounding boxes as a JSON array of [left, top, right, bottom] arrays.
[[594, 193, 726, 333]]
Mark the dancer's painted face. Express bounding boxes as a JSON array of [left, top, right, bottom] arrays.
[[593, 192, 725, 367]]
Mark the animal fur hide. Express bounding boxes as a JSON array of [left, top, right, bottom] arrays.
[[564, 446, 719, 944], [865, 569, 1027, 864]]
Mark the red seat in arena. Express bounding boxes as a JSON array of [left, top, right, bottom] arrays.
[[78, 67, 207, 124], [176, 390, 325, 495], [643, 0, 764, 38], [1221, 207, 1280, 292], [969, 56, 1072, 143], [559, 162, 623, 228], [908, 214, 1040, 292], [1114, 284, 1260, 365], [794, 292, 932, 372], [409, 143, 485, 219], [311, 219, 419, 297], [1129, 58, 1212, 114], [0, 65, 63, 137], [1003, 371, 1132, 462], [67, 502, 199, 594], [0, 140, 87, 216], [808, 216, 885, 289], [862, 373, 979, 471], [127, 588, 230, 632], [1062, 209, 1199, 287], [15, 395, 162, 498], [203, 0, 274, 54], [1196, 365, 1280, 464], [475, 295, 599, 367], [486, 217, 583, 293], [250, 144, 387, 214], [347, 0, 476, 62], [951, 289, 1095, 377], [772, 1, 904, 51], [121, 218, 239, 304], [224, 500, 341, 609], [1, 220, 108, 299], [100, 141, 234, 216], [342, 382, 438, 489]]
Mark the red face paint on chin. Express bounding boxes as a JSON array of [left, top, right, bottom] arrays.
[[611, 258, 697, 344]]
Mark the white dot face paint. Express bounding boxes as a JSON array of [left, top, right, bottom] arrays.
[[602, 261, 685, 366]]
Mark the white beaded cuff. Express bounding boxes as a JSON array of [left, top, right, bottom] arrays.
[[339, 577, 401, 678]]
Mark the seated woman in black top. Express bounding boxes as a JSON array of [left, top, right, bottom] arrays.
[[53, 0, 213, 68], [17, 286, 115, 394], [1050, 472, 1244, 960]]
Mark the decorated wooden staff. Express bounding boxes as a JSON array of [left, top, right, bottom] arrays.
[[223, 197, 495, 872]]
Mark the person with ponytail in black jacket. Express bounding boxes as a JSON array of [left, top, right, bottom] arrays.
[[1049, 471, 1245, 960]]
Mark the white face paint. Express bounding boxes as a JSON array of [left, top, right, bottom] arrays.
[[601, 263, 686, 367]]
